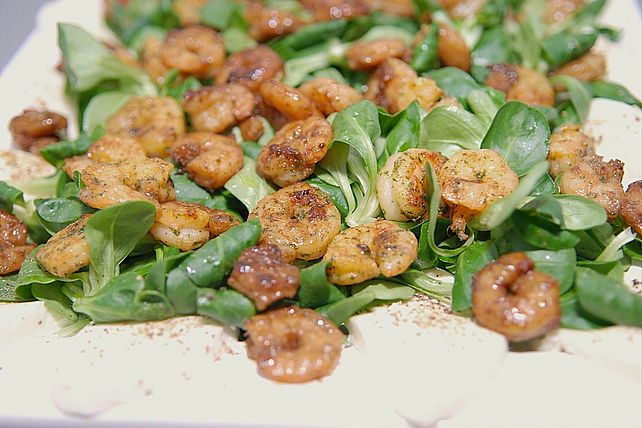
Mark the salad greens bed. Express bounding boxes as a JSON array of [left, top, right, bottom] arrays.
[[1, 0, 641, 338]]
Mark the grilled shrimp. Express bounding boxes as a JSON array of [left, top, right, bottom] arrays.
[[170, 132, 244, 190], [363, 0, 414, 17], [551, 52, 606, 83], [80, 158, 175, 210], [323, 220, 418, 285], [249, 183, 341, 261], [246, 1, 304, 42], [345, 38, 409, 72], [258, 80, 321, 121], [36, 215, 91, 277], [227, 244, 300, 311], [377, 149, 448, 222], [366, 58, 443, 113], [245, 306, 344, 383], [299, 77, 363, 115], [183, 84, 256, 133], [545, 0, 584, 24], [160, 26, 225, 79], [302, 0, 370, 20], [215, 45, 284, 91], [141, 37, 171, 85], [622, 181, 642, 237], [256, 117, 333, 187], [547, 124, 592, 178], [150, 201, 212, 251], [208, 209, 240, 237], [437, 24, 471, 72], [106, 96, 186, 158], [472, 252, 561, 342], [439, 149, 519, 240], [485, 64, 555, 107], [0, 210, 36, 275], [559, 155, 625, 219], [240, 116, 265, 141], [437, 0, 486, 19], [9, 109, 67, 152], [173, 0, 207, 25], [63, 135, 147, 177]]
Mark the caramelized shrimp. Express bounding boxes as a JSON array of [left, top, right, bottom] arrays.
[[377, 149, 448, 222], [559, 155, 625, 219], [622, 181, 642, 237], [215, 45, 284, 91], [256, 117, 333, 187], [227, 244, 300, 311], [141, 37, 171, 85], [160, 26, 225, 79], [545, 0, 584, 24], [245, 306, 344, 383], [150, 201, 212, 251], [240, 116, 265, 141], [439, 149, 519, 240], [36, 215, 91, 277], [106, 96, 186, 157], [547, 124, 592, 178], [366, 58, 443, 113], [63, 135, 147, 177], [246, 1, 304, 42], [345, 38, 409, 72], [173, 0, 207, 25], [437, 24, 471, 72], [258, 80, 321, 121], [80, 158, 175, 210], [170, 132, 244, 190], [249, 183, 341, 261], [323, 220, 418, 285], [299, 77, 363, 115], [0, 210, 36, 275], [551, 52, 607, 83], [9, 109, 67, 152], [485, 64, 555, 107], [183, 84, 255, 133], [472, 252, 561, 342], [302, 0, 370, 20]]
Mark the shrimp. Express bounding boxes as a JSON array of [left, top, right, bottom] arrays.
[[258, 80, 321, 121], [366, 58, 443, 113], [173, 0, 207, 26], [0, 210, 36, 275], [9, 109, 67, 152], [106, 96, 186, 158], [36, 215, 91, 277], [437, 24, 471, 72], [227, 244, 300, 311], [621, 181, 642, 237], [485, 64, 555, 107], [472, 252, 561, 342], [170, 132, 244, 190], [544, 0, 584, 24], [437, 0, 486, 19], [249, 182, 341, 261], [245, 306, 344, 383], [301, 0, 370, 21], [363, 0, 414, 17], [150, 201, 212, 251], [377, 149, 448, 222], [215, 45, 284, 91], [439, 149, 519, 240], [246, 1, 304, 42], [160, 26, 225, 79], [141, 37, 171, 85], [80, 158, 175, 210], [323, 220, 418, 285], [345, 38, 409, 72], [559, 155, 625, 219], [208, 209, 240, 237], [551, 52, 607, 83], [183, 84, 256, 134], [239, 116, 265, 141], [547, 124, 592, 178], [299, 78, 363, 116], [256, 117, 333, 187], [63, 135, 147, 177]]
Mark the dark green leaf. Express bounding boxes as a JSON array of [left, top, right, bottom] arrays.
[[411, 23, 439, 74], [196, 287, 256, 328], [32, 282, 78, 322], [589, 81, 642, 108], [542, 29, 598, 69], [525, 248, 576, 294], [297, 261, 345, 308], [426, 67, 481, 108], [560, 291, 612, 330], [35, 198, 87, 234], [513, 211, 580, 250], [0, 181, 25, 213], [39, 134, 93, 168], [452, 240, 498, 313], [549, 75, 592, 122]]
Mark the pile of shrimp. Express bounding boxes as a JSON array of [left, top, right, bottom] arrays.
[[4, 0, 640, 383]]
